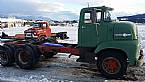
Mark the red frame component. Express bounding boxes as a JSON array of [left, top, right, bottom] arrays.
[[59, 47, 80, 56], [1, 34, 25, 40], [38, 45, 80, 56], [5, 41, 80, 56]]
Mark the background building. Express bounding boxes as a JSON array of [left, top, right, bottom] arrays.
[[0, 17, 27, 28]]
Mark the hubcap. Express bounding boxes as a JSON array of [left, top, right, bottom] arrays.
[[102, 57, 121, 74], [18, 51, 30, 65], [39, 36, 45, 41], [0, 51, 8, 64]]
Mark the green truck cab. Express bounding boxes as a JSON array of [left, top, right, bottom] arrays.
[[78, 6, 144, 78]]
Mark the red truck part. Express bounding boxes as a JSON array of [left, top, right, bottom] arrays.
[[39, 43, 80, 56]]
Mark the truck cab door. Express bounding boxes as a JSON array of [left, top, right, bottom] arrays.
[[78, 9, 101, 47], [42, 23, 51, 37]]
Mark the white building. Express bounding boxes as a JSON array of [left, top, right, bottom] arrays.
[[0, 17, 27, 28]]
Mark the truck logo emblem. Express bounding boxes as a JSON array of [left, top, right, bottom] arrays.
[[114, 33, 131, 37]]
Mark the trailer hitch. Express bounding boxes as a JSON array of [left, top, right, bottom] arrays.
[[68, 54, 72, 58]]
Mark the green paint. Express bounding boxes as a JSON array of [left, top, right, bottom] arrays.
[[78, 6, 140, 66]]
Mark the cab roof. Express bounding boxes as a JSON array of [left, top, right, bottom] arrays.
[[82, 6, 114, 11]]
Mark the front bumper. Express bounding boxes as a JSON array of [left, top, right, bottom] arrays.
[[25, 33, 38, 39]]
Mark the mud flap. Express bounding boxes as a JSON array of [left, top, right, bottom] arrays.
[[136, 56, 144, 67], [136, 50, 144, 67]]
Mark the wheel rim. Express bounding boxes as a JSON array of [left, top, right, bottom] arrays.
[[40, 36, 45, 41], [0, 51, 9, 65], [102, 57, 121, 74], [18, 51, 31, 65]]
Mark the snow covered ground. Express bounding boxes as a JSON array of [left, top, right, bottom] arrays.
[[0, 26, 31, 36], [138, 24, 145, 48]]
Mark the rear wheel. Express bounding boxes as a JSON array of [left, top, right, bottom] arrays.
[[97, 51, 127, 78], [0, 45, 15, 66], [15, 45, 40, 69], [25, 44, 41, 61], [4, 44, 16, 58], [60, 33, 68, 40], [39, 35, 46, 42]]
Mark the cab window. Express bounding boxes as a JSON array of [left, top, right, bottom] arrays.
[[84, 12, 92, 23], [104, 11, 112, 22], [42, 24, 47, 27], [96, 12, 101, 23], [33, 23, 40, 27]]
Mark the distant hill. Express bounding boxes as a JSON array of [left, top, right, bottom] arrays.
[[117, 13, 145, 23], [0, 14, 52, 21], [15, 16, 52, 21], [0, 14, 8, 18]]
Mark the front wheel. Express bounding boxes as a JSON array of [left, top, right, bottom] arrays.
[[97, 51, 127, 78]]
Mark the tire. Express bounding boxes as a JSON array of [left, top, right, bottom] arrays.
[[44, 52, 57, 59], [60, 33, 67, 40], [39, 36, 46, 42], [97, 51, 127, 78], [25, 44, 41, 61], [15, 45, 40, 69], [0, 45, 15, 66], [4, 44, 16, 58]]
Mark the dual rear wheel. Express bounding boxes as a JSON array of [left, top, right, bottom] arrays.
[[14, 44, 40, 69], [0, 44, 56, 69], [0, 44, 40, 69], [0, 44, 15, 66]]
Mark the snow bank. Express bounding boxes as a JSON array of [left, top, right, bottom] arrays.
[[0, 27, 31, 36]]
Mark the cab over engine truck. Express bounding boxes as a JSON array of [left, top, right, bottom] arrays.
[[24, 21, 68, 41], [0, 6, 144, 78]]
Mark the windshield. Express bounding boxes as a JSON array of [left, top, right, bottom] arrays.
[[33, 23, 40, 28], [33, 23, 47, 28], [104, 11, 117, 21]]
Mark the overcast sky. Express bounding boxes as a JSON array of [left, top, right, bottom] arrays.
[[0, 0, 145, 20]]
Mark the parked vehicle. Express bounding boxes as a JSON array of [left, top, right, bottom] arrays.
[[24, 21, 69, 41]]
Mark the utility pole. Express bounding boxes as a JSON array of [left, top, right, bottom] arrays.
[[87, 2, 90, 7], [0, 21, 1, 28]]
